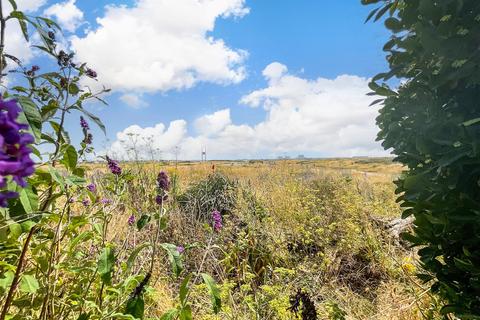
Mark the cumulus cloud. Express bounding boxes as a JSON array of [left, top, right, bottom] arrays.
[[194, 109, 231, 136], [120, 93, 148, 109], [2, 0, 46, 65], [108, 63, 387, 160], [71, 0, 249, 93], [44, 0, 84, 33]]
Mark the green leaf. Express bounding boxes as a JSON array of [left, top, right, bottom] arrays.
[[61, 145, 78, 171], [126, 243, 152, 274], [16, 96, 42, 141], [201, 273, 221, 314], [97, 247, 115, 285], [0, 271, 14, 293], [159, 309, 179, 320], [125, 295, 144, 319], [9, 11, 29, 41], [19, 274, 39, 293], [136, 214, 151, 230], [68, 83, 80, 95], [18, 184, 38, 214], [179, 274, 192, 305], [7, 0, 17, 10], [179, 304, 192, 320], [462, 118, 480, 127], [160, 243, 183, 277]]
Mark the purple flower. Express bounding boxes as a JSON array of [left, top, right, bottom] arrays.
[[82, 199, 90, 207], [0, 98, 35, 207], [68, 197, 75, 203], [86, 183, 96, 192], [212, 210, 222, 232], [106, 156, 122, 175], [80, 116, 89, 130], [157, 171, 170, 191], [155, 194, 168, 205], [83, 133, 93, 145], [128, 214, 135, 226], [101, 198, 112, 205], [85, 68, 97, 78], [176, 246, 185, 254]]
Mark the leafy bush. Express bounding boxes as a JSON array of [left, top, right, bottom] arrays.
[[364, 0, 480, 316], [177, 173, 237, 221]]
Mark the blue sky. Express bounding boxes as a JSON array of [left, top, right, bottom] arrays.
[[8, 0, 391, 160]]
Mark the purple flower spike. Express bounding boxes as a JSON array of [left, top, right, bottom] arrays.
[[0, 98, 35, 207], [212, 210, 222, 232], [155, 194, 168, 205], [80, 116, 89, 130], [106, 156, 122, 175], [86, 183, 96, 193], [157, 171, 170, 191], [101, 198, 112, 205], [128, 214, 135, 226]]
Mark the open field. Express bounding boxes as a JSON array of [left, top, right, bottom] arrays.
[[80, 157, 439, 319]]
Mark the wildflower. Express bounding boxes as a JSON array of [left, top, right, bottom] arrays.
[[212, 210, 222, 232], [128, 214, 135, 226], [176, 246, 185, 254], [48, 31, 55, 40], [155, 194, 168, 205], [86, 183, 96, 193], [157, 171, 170, 191], [82, 199, 90, 207], [85, 68, 97, 78], [0, 98, 35, 207], [68, 197, 75, 203], [106, 156, 122, 175], [80, 116, 89, 130], [83, 133, 93, 145], [101, 198, 112, 205], [57, 50, 73, 67]]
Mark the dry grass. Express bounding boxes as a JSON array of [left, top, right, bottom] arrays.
[[85, 158, 438, 319]]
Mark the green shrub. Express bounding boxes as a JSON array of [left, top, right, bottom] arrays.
[[364, 0, 480, 316]]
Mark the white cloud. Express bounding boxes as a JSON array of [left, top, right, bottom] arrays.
[[108, 63, 388, 160], [2, 0, 47, 66], [44, 0, 84, 33], [120, 93, 148, 109], [194, 108, 231, 136], [109, 121, 187, 161], [71, 0, 248, 93], [14, 0, 47, 12]]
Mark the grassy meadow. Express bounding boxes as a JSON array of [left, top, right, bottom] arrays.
[[81, 157, 440, 319]]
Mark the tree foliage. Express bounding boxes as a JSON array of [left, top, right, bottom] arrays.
[[364, 0, 480, 316]]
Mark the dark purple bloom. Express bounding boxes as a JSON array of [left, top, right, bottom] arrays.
[[212, 210, 222, 232], [0, 98, 35, 207], [176, 246, 185, 254], [80, 116, 89, 130], [82, 199, 90, 207], [128, 214, 135, 226], [83, 133, 93, 145], [155, 194, 168, 205], [86, 183, 96, 193], [157, 171, 170, 191], [85, 68, 97, 78], [106, 156, 122, 175], [57, 50, 73, 67], [48, 31, 55, 40], [101, 198, 112, 205], [0, 191, 19, 207]]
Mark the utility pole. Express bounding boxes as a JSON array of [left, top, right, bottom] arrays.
[[201, 146, 207, 162]]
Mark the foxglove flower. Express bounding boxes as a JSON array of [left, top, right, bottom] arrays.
[[0, 98, 35, 207], [86, 183, 96, 192], [212, 210, 222, 232], [106, 156, 122, 175], [128, 214, 135, 226]]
